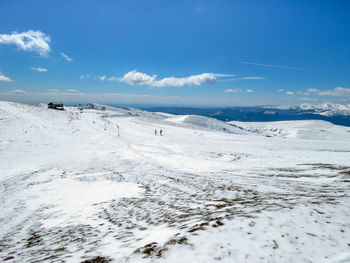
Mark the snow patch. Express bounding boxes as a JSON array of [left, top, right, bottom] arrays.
[[28, 178, 143, 227]]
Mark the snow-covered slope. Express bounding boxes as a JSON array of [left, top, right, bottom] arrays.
[[166, 114, 246, 134], [85, 102, 167, 119], [1, 101, 350, 263]]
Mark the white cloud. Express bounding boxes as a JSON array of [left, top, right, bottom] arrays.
[[31, 67, 47, 72], [277, 89, 284, 92], [297, 91, 312, 96], [0, 30, 50, 56], [0, 73, 12, 82], [213, 73, 235, 77], [152, 73, 216, 87], [119, 70, 157, 85], [240, 61, 304, 70], [119, 70, 228, 87], [66, 89, 79, 92], [95, 75, 106, 81], [61, 52, 72, 62], [107, 76, 119, 81], [48, 89, 60, 92], [286, 91, 294, 95], [81, 75, 106, 81], [224, 88, 241, 93], [80, 75, 91, 80], [318, 87, 350, 96], [246, 89, 253, 93], [11, 89, 25, 94], [91, 75, 107, 81], [307, 88, 319, 93], [241, 77, 264, 80]]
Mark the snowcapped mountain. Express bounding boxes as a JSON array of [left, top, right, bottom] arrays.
[[1, 100, 350, 263], [262, 102, 350, 116], [298, 102, 350, 116], [148, 102, 350, 126]]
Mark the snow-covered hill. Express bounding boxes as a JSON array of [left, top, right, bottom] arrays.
[[165, 114, 247, 134], [85, 102, 167, 119], [1, 101, 350, 263]]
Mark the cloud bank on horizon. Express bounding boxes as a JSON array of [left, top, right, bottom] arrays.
[[318, 87, 350, 97]]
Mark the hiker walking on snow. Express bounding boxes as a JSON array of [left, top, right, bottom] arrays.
[[155, 129, 157, 136], [160, 129, 163, 136]]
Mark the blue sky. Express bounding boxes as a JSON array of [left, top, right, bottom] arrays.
[[0, 0, 349, 107]]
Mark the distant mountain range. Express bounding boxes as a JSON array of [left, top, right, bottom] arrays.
[[144, 102, 350, 127]]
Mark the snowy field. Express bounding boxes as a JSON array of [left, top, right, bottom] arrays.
[[1, 101, 350, 263]]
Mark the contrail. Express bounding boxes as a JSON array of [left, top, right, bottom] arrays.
[[240, 61, 305, 70]]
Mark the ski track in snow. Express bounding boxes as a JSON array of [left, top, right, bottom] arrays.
[[0, 101, 350, 263]]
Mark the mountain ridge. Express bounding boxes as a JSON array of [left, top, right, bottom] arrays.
[[143, 102, 350, 127]]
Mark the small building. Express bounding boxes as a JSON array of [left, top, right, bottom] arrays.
[[48, 102, 64, 110], [85, 103, 95, 109]]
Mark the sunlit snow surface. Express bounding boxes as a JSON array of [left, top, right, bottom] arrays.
[[1, 101, 350, 263]]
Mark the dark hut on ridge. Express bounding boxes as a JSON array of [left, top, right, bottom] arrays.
[[48, 102, 64, 110]]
